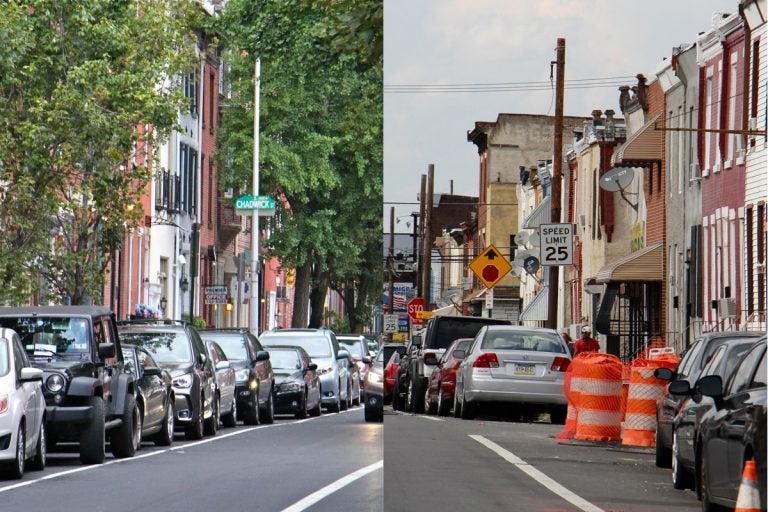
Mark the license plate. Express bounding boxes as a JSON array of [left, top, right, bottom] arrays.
[[514, 364, 536, 376]]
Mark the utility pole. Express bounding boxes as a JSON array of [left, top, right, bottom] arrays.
[[388, 207, 395, 313], [423, 164, 434, 309], [547, 38, 565, 330], [417, 174, 426, 298], [249, 58, 261, 334]]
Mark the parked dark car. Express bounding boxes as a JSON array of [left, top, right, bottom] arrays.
[[0, 307, 138, 464], [268, 346, 321, 419], [425, 337, 473, 417], [198, 328, 274, 425], [121, 344, 175, 446], [363, 349, 385, 422], [665, 335, 761, 491], [118, 321, 216, 440], [697, 336, 766, 511], [654, 331, 764, 469], [204, 340, 237, 429]]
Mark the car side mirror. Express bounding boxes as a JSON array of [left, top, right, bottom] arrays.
[[98, 342, 116, 359], [337, 349, 349, 360], [198, 352, 207, 366], [698, 375, 723, 399], [362, 357, 372, 365], [255, 350, 270, 362], [453, 349, 466, 360], [654, 367, 674, 381], [423, 352, 439, 365], [142, 366, 163, 377], [411, 334, 422, 348], [307, 363, 318, 372], [19, 367, 43, 382], [668, 379, 693, 395], [216, 360, 231, 371]]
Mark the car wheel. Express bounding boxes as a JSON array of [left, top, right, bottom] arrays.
[[222, 396, 237, 428], [295, 390, 309, 419], [80, 396, 106, 464], [204, 394, 219, 436], [111, 393, 139, 459], [243, 391, 261, 425], [460, 391, 476, 420], [699, 446, 729, 512], [549, 406, 567, 425], [185, 402, 205, 440], [29, 419, 46, 471], [655, 419, 672, 468], [364, 405, 383, 423], [437, 388, 451, 417], [309, 391, 322, 417], [453, 389, 462, 418], [154, 401, 175, 446], [672, 431, 693, 490], [425, 386, 436, 415], [353, 383, 361, 407], [6, 423, 25, 479], [260, 389, 275, 424]]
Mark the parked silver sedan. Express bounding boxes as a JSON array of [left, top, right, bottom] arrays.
[[454, 326, 571, 423]]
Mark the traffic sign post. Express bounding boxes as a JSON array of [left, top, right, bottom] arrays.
[[540, 223, 575, 266], [407, 298, 425, 322], [383, 314, 398, 334], [469, 244, 513, 289]]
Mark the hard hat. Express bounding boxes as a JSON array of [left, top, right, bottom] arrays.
[[581, 325, 592, 333]]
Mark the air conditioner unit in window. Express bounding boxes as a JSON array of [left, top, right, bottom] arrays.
[[717, 297, 737, 318], [689, 163, 701, 182]]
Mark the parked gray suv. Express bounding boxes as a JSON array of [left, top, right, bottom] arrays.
[[260, 328, 350, 412]]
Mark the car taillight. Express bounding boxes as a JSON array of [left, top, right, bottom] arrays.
[[551, 357, 570, 372], [0, 395, 7, 414], [473, 352, 499, 368]]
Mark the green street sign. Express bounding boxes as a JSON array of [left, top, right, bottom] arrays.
[[235, 195, 276, 217], [235, 195, 276, 210]]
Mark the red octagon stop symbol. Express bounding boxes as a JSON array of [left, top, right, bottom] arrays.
[[482, 265, 499, 283], [407, 298, 424, 321]]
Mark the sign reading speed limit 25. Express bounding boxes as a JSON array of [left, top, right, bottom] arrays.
[[383, 314, 399, 334], [539, 223, 575, 266]]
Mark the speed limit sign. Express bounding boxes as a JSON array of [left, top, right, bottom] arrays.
[[383, 314, 399, 334], [539, 223, 574, 266]]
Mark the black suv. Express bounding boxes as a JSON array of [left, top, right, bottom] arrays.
[[118, 321, 216, 439], [0, 306, 139, 464], [198, 328, 275, 425]]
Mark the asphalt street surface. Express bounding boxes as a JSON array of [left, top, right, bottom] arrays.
[[0, 407, 382, 512], [383, 410, 702, 512]]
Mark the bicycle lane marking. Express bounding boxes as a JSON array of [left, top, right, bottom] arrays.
[[469, 435, 605, 512], [279, 460, 383, 512]]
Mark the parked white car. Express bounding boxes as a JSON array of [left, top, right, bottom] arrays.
[[0, 327, 46, 478]]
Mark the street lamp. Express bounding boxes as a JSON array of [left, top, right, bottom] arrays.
[[180, 276, 189, 293], [159, 296, 168, 313]]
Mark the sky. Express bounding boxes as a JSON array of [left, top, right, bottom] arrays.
[[383, 0, 738, 232]]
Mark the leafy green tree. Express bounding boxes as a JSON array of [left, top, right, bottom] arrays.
[[215, 0, 382, 330], [0, 0, 200, 304]]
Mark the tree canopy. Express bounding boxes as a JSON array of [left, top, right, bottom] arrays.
[[215, 0, 383, 330]]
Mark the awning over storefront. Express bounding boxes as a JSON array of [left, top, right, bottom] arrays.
[[610, 113, 662, 166], [595, 242, 663, 283], [519, 286, 548, 321], [522, 196, 551, 230]]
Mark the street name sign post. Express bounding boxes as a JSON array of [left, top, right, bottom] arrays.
[[235, 195, 276, 217]]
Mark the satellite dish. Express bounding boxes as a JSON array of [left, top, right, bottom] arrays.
[[528, 233, 541, 247], [513, 250, 533, 269], [600, 167, 635, 192], [513, 232, 529, 246]]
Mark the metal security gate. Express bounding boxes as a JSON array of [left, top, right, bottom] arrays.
[[595, 282, 662, 362]]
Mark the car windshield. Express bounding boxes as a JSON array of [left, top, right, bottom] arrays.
[[268, 349, 302, 370], [261, 335, 331, 358], [0, 339, 9, 376], [120, 331, 192, 364], [0, 317, 91, 357], [202, 333, 248, 362], [339, 339, 364, 358], [481, 330, 566, 354]]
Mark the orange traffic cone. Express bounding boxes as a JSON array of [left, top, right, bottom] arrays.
[[734, 459, 762, 512]]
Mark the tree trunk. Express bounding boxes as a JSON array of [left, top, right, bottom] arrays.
[[291, 260, 312, 327], [308, 268, 329, 328]]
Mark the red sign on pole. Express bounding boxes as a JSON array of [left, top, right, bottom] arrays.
[[407, 298, 424, 321]]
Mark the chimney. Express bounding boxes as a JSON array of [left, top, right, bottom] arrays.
[[636, 74, 648, 111], [618, 86, 631, 114], [604, 109, 616, 141]]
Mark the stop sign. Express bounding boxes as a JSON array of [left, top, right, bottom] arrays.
[[407, 298, 424, 320]]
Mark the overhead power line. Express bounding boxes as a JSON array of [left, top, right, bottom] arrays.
[[384, 75, 637, 94]]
